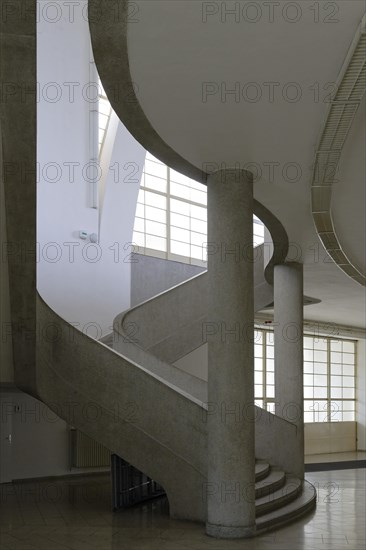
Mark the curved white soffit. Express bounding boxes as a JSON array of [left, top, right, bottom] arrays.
[[311, 14, 366, 287], [88, 0, 292, 281]]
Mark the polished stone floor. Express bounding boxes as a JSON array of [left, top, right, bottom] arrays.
[[0, 469, 365, 549]]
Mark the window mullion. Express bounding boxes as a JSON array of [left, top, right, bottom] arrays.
[[263, 330, 267, 410], [170, 194, 206, 209], [167, 167, 171, 260], [140, 185, 168, 199]]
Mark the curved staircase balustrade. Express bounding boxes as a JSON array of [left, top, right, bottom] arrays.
[[37, 292, 314, 529], [0, 37, 316, 533]]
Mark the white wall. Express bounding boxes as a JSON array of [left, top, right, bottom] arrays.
[[0, 391, 108, 480], [96, 123, 145, 332], [357, 339, 366, 450], [304, 422, 356, 455], [37, 2, 145, 336], [8, 4, 146, 481]]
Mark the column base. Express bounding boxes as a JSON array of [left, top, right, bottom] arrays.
[[206, 523, 256, 539]]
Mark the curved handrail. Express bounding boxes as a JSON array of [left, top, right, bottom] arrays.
[[3, 12, 303, 523], [36, 291, 298, 520], [114, 248, 273, 366], [112, 198, 290, 372], [89, 1, 290, 280], [254, 200, 289, 285], [89, 0, 205, 183], [36, 291, 208, 520]]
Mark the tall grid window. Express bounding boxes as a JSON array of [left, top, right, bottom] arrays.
[[304, 336, 356, 422], [253, 329, 356, 422], [132, 154, 357, 421], [133, 152, 265, 265], [254, 330, 276, 413], [98, 81, 112, 155]]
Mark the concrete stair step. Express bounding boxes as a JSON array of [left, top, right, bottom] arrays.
[[255, 469, 286, 498], [255, 461, 270, 481], [256, 480, 317, 533], [255, 476, 302, 517]]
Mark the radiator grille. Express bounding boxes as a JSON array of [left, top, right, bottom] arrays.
[[70, 429, 111, 468]]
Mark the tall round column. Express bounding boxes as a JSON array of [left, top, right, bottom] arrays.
[[274, 263, 304, 479], [206, 169, 255, 539]]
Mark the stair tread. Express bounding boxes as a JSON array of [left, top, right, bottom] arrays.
[[255, 469, 286, 499], [255, 468, 286, 487], [256, 476, 301, 505], [256, 481, 316, 531], [255, 476, 302, 515], [255, 462, 270, 478]]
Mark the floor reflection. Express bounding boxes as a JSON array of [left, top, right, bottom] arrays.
[[0, 469, 365, 549]]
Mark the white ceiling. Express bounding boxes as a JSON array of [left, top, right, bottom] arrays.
[[128, 1, 364, 170], [123, 0, 365, 328]]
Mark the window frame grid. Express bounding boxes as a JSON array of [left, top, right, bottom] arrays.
[[98, 85, 112, 159], [254, 328, 276, 413], [133, 159, 357, 423], [303, 335, 356, 423], [133, 160, 208, 267], [254, 329, 356, 422], [133, 156, 265, 267]]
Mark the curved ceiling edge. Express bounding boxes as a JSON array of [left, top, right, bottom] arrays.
[[89, 0, 299, 286], [88, 0, 205, 184], [311, 15, 366, 287]]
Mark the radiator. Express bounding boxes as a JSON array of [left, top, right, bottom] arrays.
[[70, 429, 111, 468]]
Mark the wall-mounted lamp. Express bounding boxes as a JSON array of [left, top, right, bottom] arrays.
[[79, 231, 98, 243]]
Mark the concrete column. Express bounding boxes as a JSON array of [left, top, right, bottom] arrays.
[[274, 263, 304, 479], [206, 169, 255, 539], [1, 5, 37, 395]]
